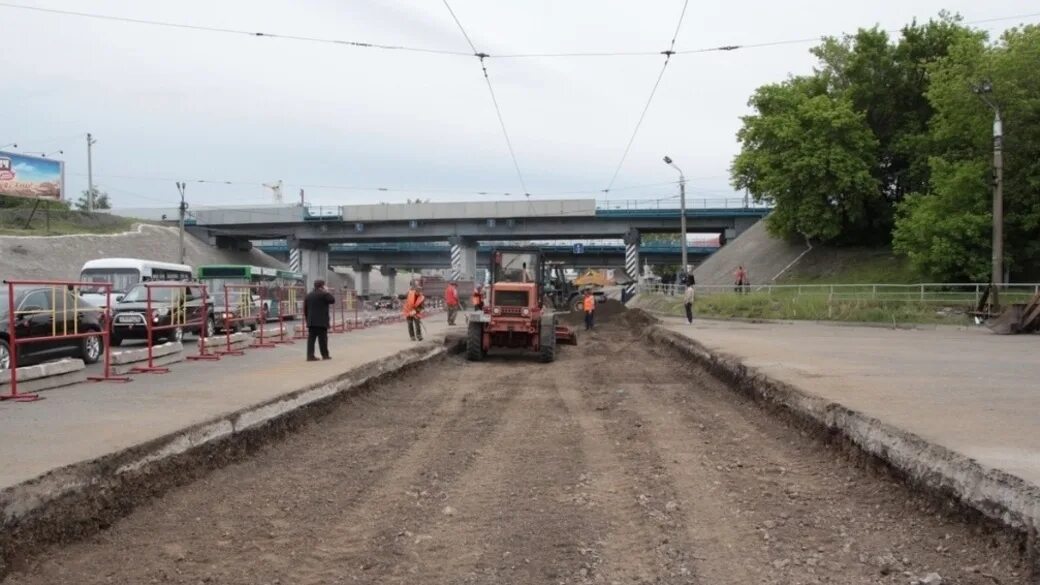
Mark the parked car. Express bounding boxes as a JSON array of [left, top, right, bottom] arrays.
[[373, 295, 398, 310], [0, 286, 105, 369], [211, 291, 260, 333], [110, 282, 214, 346]]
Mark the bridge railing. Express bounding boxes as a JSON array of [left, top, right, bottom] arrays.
[[638, 282, 1040, 306], [596, 197, 771, 210]]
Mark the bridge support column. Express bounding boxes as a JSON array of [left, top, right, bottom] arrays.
[[381, 266, 398, 296], [623, 229, 641, 303], [449, 236, 478, 281], [355, 265, 372, 297], [290, 239, 329, 288]]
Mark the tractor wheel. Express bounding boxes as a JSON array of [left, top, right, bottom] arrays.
[[466, 321, 485, 362], [539, 317, 556, 363]]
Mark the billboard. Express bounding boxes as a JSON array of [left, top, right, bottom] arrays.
[[0, 151, 65, 201]]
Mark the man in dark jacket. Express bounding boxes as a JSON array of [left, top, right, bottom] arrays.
[[303, 279, 335, 362]]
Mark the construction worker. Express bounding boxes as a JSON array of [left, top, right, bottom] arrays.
[[471, 284, 484, 311], [734, 265, 749, 294], [445, 281, 461, 326], [404, 283, 426, 341], [582, 288, 595, 331]]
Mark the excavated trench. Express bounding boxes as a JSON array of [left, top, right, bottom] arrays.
[[1, 307, 1033, 585]]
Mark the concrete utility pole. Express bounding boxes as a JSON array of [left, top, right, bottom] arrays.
[[176, 182, 188, 265], [973, 82, 1004, 310], [663, 156, 688, 282], [86, 133, 97, 212]]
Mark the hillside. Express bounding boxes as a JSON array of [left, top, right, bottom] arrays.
[[692, 218, 809, 286], [778, 247, 920, 284], [0, 223, 350, 289]]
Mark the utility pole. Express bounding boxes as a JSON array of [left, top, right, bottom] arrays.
[[86, 133, 97, 212], [973, 82, 1004, 310], [176, 182, 188, 265], [663, 156, 689, 282]]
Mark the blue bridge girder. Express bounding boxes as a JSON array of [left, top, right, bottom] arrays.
[[256, 241, 718, 269]]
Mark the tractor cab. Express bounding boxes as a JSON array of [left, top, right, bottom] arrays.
[[466, 247, 577, 363]]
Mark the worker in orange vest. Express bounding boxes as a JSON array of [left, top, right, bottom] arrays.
[[445, 281, 461, 326], [582, 289, 596, 331], [403, 283, 426, 341], [471, 285, 484, 311]]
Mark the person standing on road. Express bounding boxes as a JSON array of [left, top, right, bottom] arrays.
[[471, 285, 484, 311], [404, 283, 426, 341], [582, 288, 596, 331], [303, 279, 335, 362], [683, 278, 696, 324], [445, 281, 461, 326]]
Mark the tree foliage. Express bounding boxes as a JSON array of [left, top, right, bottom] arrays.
[[75, 188, 111, 212], [732, 13, 976, 246], [893, 25, 1040, 281], [732, 80, 879, 242]]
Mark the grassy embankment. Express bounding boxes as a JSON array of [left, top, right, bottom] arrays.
[[646, 248, 979, 325], [0, 208, 137, 236]]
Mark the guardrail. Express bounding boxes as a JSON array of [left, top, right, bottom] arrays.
[[638, 282, 1040, 306], [595, 197, 771, 210]]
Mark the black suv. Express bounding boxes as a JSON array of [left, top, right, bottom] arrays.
[[110, 282, 215, 346], [0, 286, 105, 369]]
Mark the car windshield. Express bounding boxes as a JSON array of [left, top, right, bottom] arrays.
[[495, 252, 539, 283], [119, 285, 182, 303], [80, 269, 140, 294]]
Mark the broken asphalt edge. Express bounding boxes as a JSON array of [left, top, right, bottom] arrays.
[[645, 324, 1040, 554]]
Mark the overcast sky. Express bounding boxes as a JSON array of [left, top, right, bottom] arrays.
[[2, 0, 1037, 210]]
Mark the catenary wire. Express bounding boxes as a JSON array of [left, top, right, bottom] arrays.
[[603, 0, 690, 193], [0, 1, 473, 56]]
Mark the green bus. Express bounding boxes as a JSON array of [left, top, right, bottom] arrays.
[[196, 265, 304, 320]]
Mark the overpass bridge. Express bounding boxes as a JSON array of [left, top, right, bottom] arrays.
[[186, 198, 769, 295], [255, 240, 718, 269]]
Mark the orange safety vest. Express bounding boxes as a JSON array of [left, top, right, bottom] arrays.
[[471, 290, 482, 306], [403, 290, 425, 317], [445, 286, 459, 306], [583, 295, 595, 313]]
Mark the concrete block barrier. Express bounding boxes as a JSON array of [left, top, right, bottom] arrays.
[[200, 332, 254, 352], [0, 359, 87, 394], [110, 342, 184, 375]]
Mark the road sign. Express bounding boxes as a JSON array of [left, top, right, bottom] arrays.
[[573, 243, 585, 254]]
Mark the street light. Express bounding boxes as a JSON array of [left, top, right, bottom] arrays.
[[663, 156, 688, 282], [972, 81, 1004, 310]]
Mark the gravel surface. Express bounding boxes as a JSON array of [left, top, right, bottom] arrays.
[[4, 310, 1029, 585]]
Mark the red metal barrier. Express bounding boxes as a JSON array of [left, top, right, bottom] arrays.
[[2, 279, 128, 402], [283, 285, 308, 340], [129, 283, 210, 374], [221, 284, 274, 349], [267, 286, 295, 345]]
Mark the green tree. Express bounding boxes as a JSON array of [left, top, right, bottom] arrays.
[[893, 25, 1040, 281], [732, 79, 880, 242], [733, 13, 975, 246], [75, 187, 111, 212]]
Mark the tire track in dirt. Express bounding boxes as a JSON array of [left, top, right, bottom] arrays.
[[288, 359, 528, 585], [385, 356, 594, 585]]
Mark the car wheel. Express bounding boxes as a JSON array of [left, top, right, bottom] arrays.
[[0, 339, 11, 370], [171, 327, 184, 343], [81, 334, 103, 364], [205, 318, 216, 338]]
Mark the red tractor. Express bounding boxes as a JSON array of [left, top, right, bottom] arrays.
[[467, 248, 577, 363]]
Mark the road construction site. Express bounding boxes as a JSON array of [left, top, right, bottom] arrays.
[[1, 305, 1034, 585]]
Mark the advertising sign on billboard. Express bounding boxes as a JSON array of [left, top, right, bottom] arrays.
[[0, 151, 65, 201]]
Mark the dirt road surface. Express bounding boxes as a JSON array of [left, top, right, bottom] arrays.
[[5, 311, 1029, 585]]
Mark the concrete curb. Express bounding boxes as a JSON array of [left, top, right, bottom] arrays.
[[0, 336, 463, 579], [110, 342, 184, 375], [646, 324, 1040, 540], [0, 359, 86, 394]]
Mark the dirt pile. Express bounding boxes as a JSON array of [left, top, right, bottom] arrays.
[[560, 299, 629, 326]]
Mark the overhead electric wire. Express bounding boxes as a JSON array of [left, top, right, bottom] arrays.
[[2, 2, 1037, 59], [0, 1, 472, 56], [441, 0, 529, 197], [603, 0, 690, 193]]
